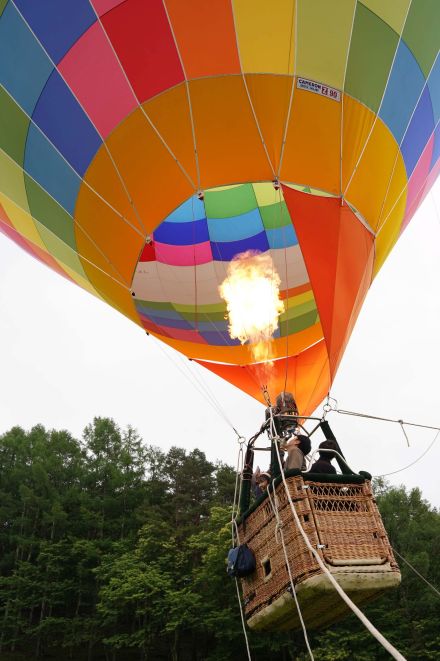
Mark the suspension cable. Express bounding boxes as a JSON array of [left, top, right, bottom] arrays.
[[231, 438, 252, 661], [268, 409, 407, 661], [391, 548, 440, 598], [266, 485, 314, 660]]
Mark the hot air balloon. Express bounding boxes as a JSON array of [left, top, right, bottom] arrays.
[[0, 0, 438, 416], [1, 0, 439, 649]]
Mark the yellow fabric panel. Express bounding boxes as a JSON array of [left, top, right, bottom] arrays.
[[189, 76, 273, 189], [143, 84, 199, 187], [245, 74, 292, 174], [150, 320, 323, 364], [341, 95, 376, 198], [296, 0, 356, 89], [360, 0, 411, 34], [344, 117, 402, 231], [281, 88, 341, 194], [75, 182, 144, 286], [0, 193, 44, 248], [54, 261, 104, 300], [252, 181, 280, 207], [373, 158, 408, 275], [103, 107, 194, 233], [76, 235, 140, 324], [0, 152, 30, 213], [83, 149, 145, 235], [232, 0, 295, 74]]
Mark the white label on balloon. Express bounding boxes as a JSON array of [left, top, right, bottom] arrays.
[[296, 77, 341, 102]]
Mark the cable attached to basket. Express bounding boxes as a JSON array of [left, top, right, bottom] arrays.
[[266, 485, 314, 660], [268, 408, 407, 661], [231, 436, 252, 661]]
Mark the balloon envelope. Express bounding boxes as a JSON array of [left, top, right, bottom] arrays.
[[0, 0, 439, 413]]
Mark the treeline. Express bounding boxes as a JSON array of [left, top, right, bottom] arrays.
[[0, 419, 438, 660]]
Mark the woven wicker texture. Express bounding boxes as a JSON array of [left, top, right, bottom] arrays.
[[238, 476, 399, 621]]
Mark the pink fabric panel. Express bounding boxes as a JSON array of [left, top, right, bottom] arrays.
[[401, 135, 435, 232], [90, 0, 125, 17], [154, 241, 213, 266], [156, 326, 207, 343], [59, 21, 137, 138]]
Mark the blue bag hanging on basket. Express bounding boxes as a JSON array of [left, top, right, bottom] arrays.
[[227, 543, 256, 578]]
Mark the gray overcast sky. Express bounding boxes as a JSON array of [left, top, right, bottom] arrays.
[[1, 183, 439, 507]]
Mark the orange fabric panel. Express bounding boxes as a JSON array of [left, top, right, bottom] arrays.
[[195, 340, 330, 415], [341, 95, 376, 197], [164, 0, 240, 78], [143, 84, 198, 186], [281, 87, 341, 194], [188, 76, 274, 189], [82, 148, 145, 234], [149, 320, 323, 364], [245, 74, 292, 175], [75, 185, 144, 285], [103, 107, 195, 233], [282, 186, 374, 378]]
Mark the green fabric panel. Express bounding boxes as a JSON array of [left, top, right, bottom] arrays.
[[280, 298, 317, 322], [279, 309, 319, 336], [137, 300, 175, 310], [0, 151, 30, 211], [0, 0, 7, 16], [204, 184, 256, 218], [403, 0, 440, 77], [259, 201, 291, 229], [25, 175, 76, 249], [36, 225, 87, 278], [0, 87, 29, 165], [345, 3, 398, 113], [173, 301, 226, 314]]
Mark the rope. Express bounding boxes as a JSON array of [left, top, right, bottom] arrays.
[[266, 485, 314, 660], [333, 408, 440, 433], [391, 548, 440, 598], [231, 438, 252, 661], [268, 409, 407, 661], [375, 430, 440, 478]]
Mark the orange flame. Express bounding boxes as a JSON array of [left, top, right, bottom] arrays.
[[219, 251, 285, 363]]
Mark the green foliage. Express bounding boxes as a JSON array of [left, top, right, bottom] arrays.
[[0, 421, 438, 660]]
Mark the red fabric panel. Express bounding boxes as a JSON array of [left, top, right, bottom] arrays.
[[101, 0, 184, 102], [195, 340, 330, 416], [139, 241, 156, 262], [282, 186, 374, 378], [164, 0, 240, 78]]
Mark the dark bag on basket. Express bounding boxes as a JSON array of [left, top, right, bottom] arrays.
[[227, 544, 256, 578]]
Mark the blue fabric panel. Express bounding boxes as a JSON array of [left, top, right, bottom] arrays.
[[14, 0, 96, 64], [401, 86, 434, 176], [136, 304, 180, 321], [379, 42, 425, 144], [199, 331, 241, 346], [24, 123, 81, 215], [207, 208, 264, 242], [266, 224, 297, 249], [166, 196, 206, 223], [153, 217, 209, 245], [31, 70, 101, 176], [430, 124, 440, 170], [427, 56, 440, 123], [144, 315, 193, 330], [195, 320, 229, 333], [211, 232, 269, 261], [0, 3, 52, 115]]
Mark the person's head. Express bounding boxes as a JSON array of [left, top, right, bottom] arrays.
[[318, 439, 338, 461], [258, 472, 271, 491], [297, 434, 311, 456]]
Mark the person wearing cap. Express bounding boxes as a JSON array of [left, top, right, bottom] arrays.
[[309, 440, 338, 474], [251, 467, 271, 498], [281, 434, 311, 471]]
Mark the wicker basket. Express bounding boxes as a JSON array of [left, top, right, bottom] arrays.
[[238, 475, 400, 631]]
